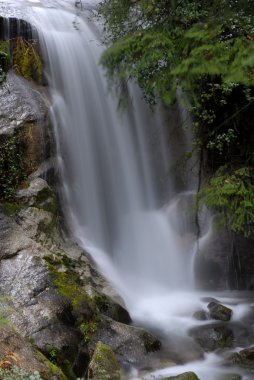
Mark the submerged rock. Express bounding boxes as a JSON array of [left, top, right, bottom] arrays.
[[229, 347, 254, 368], [189, 323, 234, 351], [192, 310, 208, 321], [88, 341, 120, 380], [208, 301, 232, 322], [163, 371, 200, 380]]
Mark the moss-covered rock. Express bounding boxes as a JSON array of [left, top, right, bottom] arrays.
[[88, 341, 120, 380], [208, 302, 232, 322]]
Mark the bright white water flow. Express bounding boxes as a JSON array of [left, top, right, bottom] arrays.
[[2, 1, 254, 379]]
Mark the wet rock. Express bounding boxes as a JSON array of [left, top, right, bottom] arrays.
[[192, 310, 208, 321], [189, 323, 234, 352], [208, 301, 232, 322], [93, 292, 131, 324], [163, 372, 200, 380], [89, 316, 161, 365], [17, 206, 54, 238], [17, 178, 49, 203], [88, 341, 120, 380], [228, 347, 254, 367]]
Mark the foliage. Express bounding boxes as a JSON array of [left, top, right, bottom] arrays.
[[0, 135, 24, 201], [98, 0, 254, 236], [200, 166, 254, 236], [0, 352, 44, 380], [13, 37, 43, 84], [99, 0, 254, 104], [0, 367, 43, 380], [80, 320, 98, 343]]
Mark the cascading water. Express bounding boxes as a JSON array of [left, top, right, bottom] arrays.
[[2, 1, 254, 379], [32, 5, 197, 298]]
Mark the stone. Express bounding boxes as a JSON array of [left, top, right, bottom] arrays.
[[228, 347, 254, 368], [207, 301, 232, 322], [163, 372, 200, 380], [89, 316, 161, 365], [192, 310, 208, 320], [88, 341, 120, 380], [189, 323, 234, 352]]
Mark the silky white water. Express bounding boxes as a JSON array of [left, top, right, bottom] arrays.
[[1, 1, 254, 379]]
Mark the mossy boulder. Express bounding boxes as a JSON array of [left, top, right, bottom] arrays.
[[88, 341, 120, 380], [207, 302, 232, 322], [163, 372, 200, 380], [89, 316, 161, 365]]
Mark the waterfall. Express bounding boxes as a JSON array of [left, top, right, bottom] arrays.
[[31, 3, 198, 308], [2, 2, 254, 379]]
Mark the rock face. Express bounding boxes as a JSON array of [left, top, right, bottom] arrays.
[[0, 325, 67, 380], [0, 71, 48, 136]]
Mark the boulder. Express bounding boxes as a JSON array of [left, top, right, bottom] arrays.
[[189, 323, 234, 351], [89, 316, 161, 365], [207, 302, 232, 322], [88, 341, 120, 380], [229, 347, 254, 368]]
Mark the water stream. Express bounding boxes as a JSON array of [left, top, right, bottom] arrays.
[[1, 1, 254, 379]]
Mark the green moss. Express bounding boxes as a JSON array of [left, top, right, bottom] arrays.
[[36, 351, 68, 380], [2, 201, 24, 216], [43, 255, 62, 267], [13, 37, 43, 84], [45, 261, 98, 318], [0, 39, 10, 75], [94, 294, 110, 312], [80, 320, 98, 343], [88, 341, 120, 380]]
